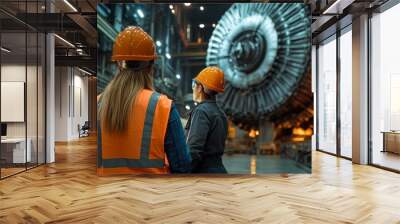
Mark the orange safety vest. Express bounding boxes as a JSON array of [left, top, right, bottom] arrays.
[[97, 89, 172, 175]]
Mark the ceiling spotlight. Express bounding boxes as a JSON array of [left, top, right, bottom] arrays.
[[176, 74, 181, 79], [156, 41, 162, 47], [185, 105, 191, 110], [184, 3, 191, 6], [169, 5, 173, 9], [1, 47, 11, 53], [194, 102, 198, 106], [212, 23, 216, 28], [165, 53, 171, 59], [199, 24, 205, 29], [200, 6, 204, 11], [137, 9, 144, 18], [171, 9, 175, 14]]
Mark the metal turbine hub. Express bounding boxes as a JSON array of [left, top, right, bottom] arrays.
[[213, 14, 278, 89], [206, 3, 311, 128], [230, 30, 266, 73]]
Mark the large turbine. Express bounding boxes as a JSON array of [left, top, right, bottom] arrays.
[[206, 3, 311, 128]]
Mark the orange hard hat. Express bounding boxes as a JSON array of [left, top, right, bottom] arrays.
[[112, 26, 157, 61], [194, 66, 224, 93]]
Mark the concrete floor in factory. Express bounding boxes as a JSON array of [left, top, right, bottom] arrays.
[[223, 154, 309, 174]]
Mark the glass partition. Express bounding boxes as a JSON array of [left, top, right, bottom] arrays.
[[0, 0, 46, 179], [339, 27, 352, 158], [371, 4, 400, 171], [317, 35, 337, 154], [1, 31, 28, 177]]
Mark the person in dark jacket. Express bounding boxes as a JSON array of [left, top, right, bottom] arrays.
[[186, 66, 228, 173]]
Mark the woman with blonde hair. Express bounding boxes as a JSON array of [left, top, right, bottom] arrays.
[[97, 26, 191, 175]]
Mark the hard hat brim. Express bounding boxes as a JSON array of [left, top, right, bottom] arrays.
[[112, 54, 158, 61], [194, 77, 224, 93]]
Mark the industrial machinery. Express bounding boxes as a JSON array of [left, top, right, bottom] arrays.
[[206, 3, 312, 129]]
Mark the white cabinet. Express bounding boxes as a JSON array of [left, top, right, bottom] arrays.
[[1, 138, 32, 163]]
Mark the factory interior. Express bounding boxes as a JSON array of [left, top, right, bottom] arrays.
[[98, 3, 312, 174], [0, 0, 400, 223]]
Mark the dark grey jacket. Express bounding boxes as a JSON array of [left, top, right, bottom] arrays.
[[186, 99, 228, 173]]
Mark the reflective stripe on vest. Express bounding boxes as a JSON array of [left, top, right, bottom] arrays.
[[97, 90, 172, 175]]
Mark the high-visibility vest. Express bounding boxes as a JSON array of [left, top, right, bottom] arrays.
[[97, 89, 172, 175]]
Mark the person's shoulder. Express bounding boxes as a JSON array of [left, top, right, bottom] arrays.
[[151, 90, 172, 110], [193, 104, 211, 120], [196, 103, 209, 113], [142, 89, 171, 103]]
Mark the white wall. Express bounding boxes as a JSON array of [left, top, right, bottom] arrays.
[[54, 67, 89, 141], [1, 65, 41, 138]]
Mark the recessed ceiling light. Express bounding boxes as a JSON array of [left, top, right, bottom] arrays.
[[184, 3, 191, 6], [54, 34, 75, 48], [200, 6, 204, 11], [199, 24, 205, 28], [169, 5, 173, 9]]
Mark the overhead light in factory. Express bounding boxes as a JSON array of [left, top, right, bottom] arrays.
[[185, 105, 191, 110], [165, 53, 171, 59], [54, 34, 75, 48], [176, 74, 181, 79], [156, 41, 162, 47], [212, 23, 216, 28], [169, 5, 173, 9], [184, 3, 191, 6], [171, 9, 175, 14], [194, 102, 198, 106], [200, 6, 204, 11], [63, 0, 78, 12], [137, 9, 144, 18], [1, 47, 11, 53], [199, 24, 205, 29]]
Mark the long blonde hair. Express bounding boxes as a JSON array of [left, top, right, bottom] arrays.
[[99, 64, 154, 133]]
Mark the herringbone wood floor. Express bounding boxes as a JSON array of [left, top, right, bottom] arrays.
[[1, 136, 400, 224]]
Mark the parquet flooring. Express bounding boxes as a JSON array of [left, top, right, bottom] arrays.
[[0, 135, 400, 223]]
